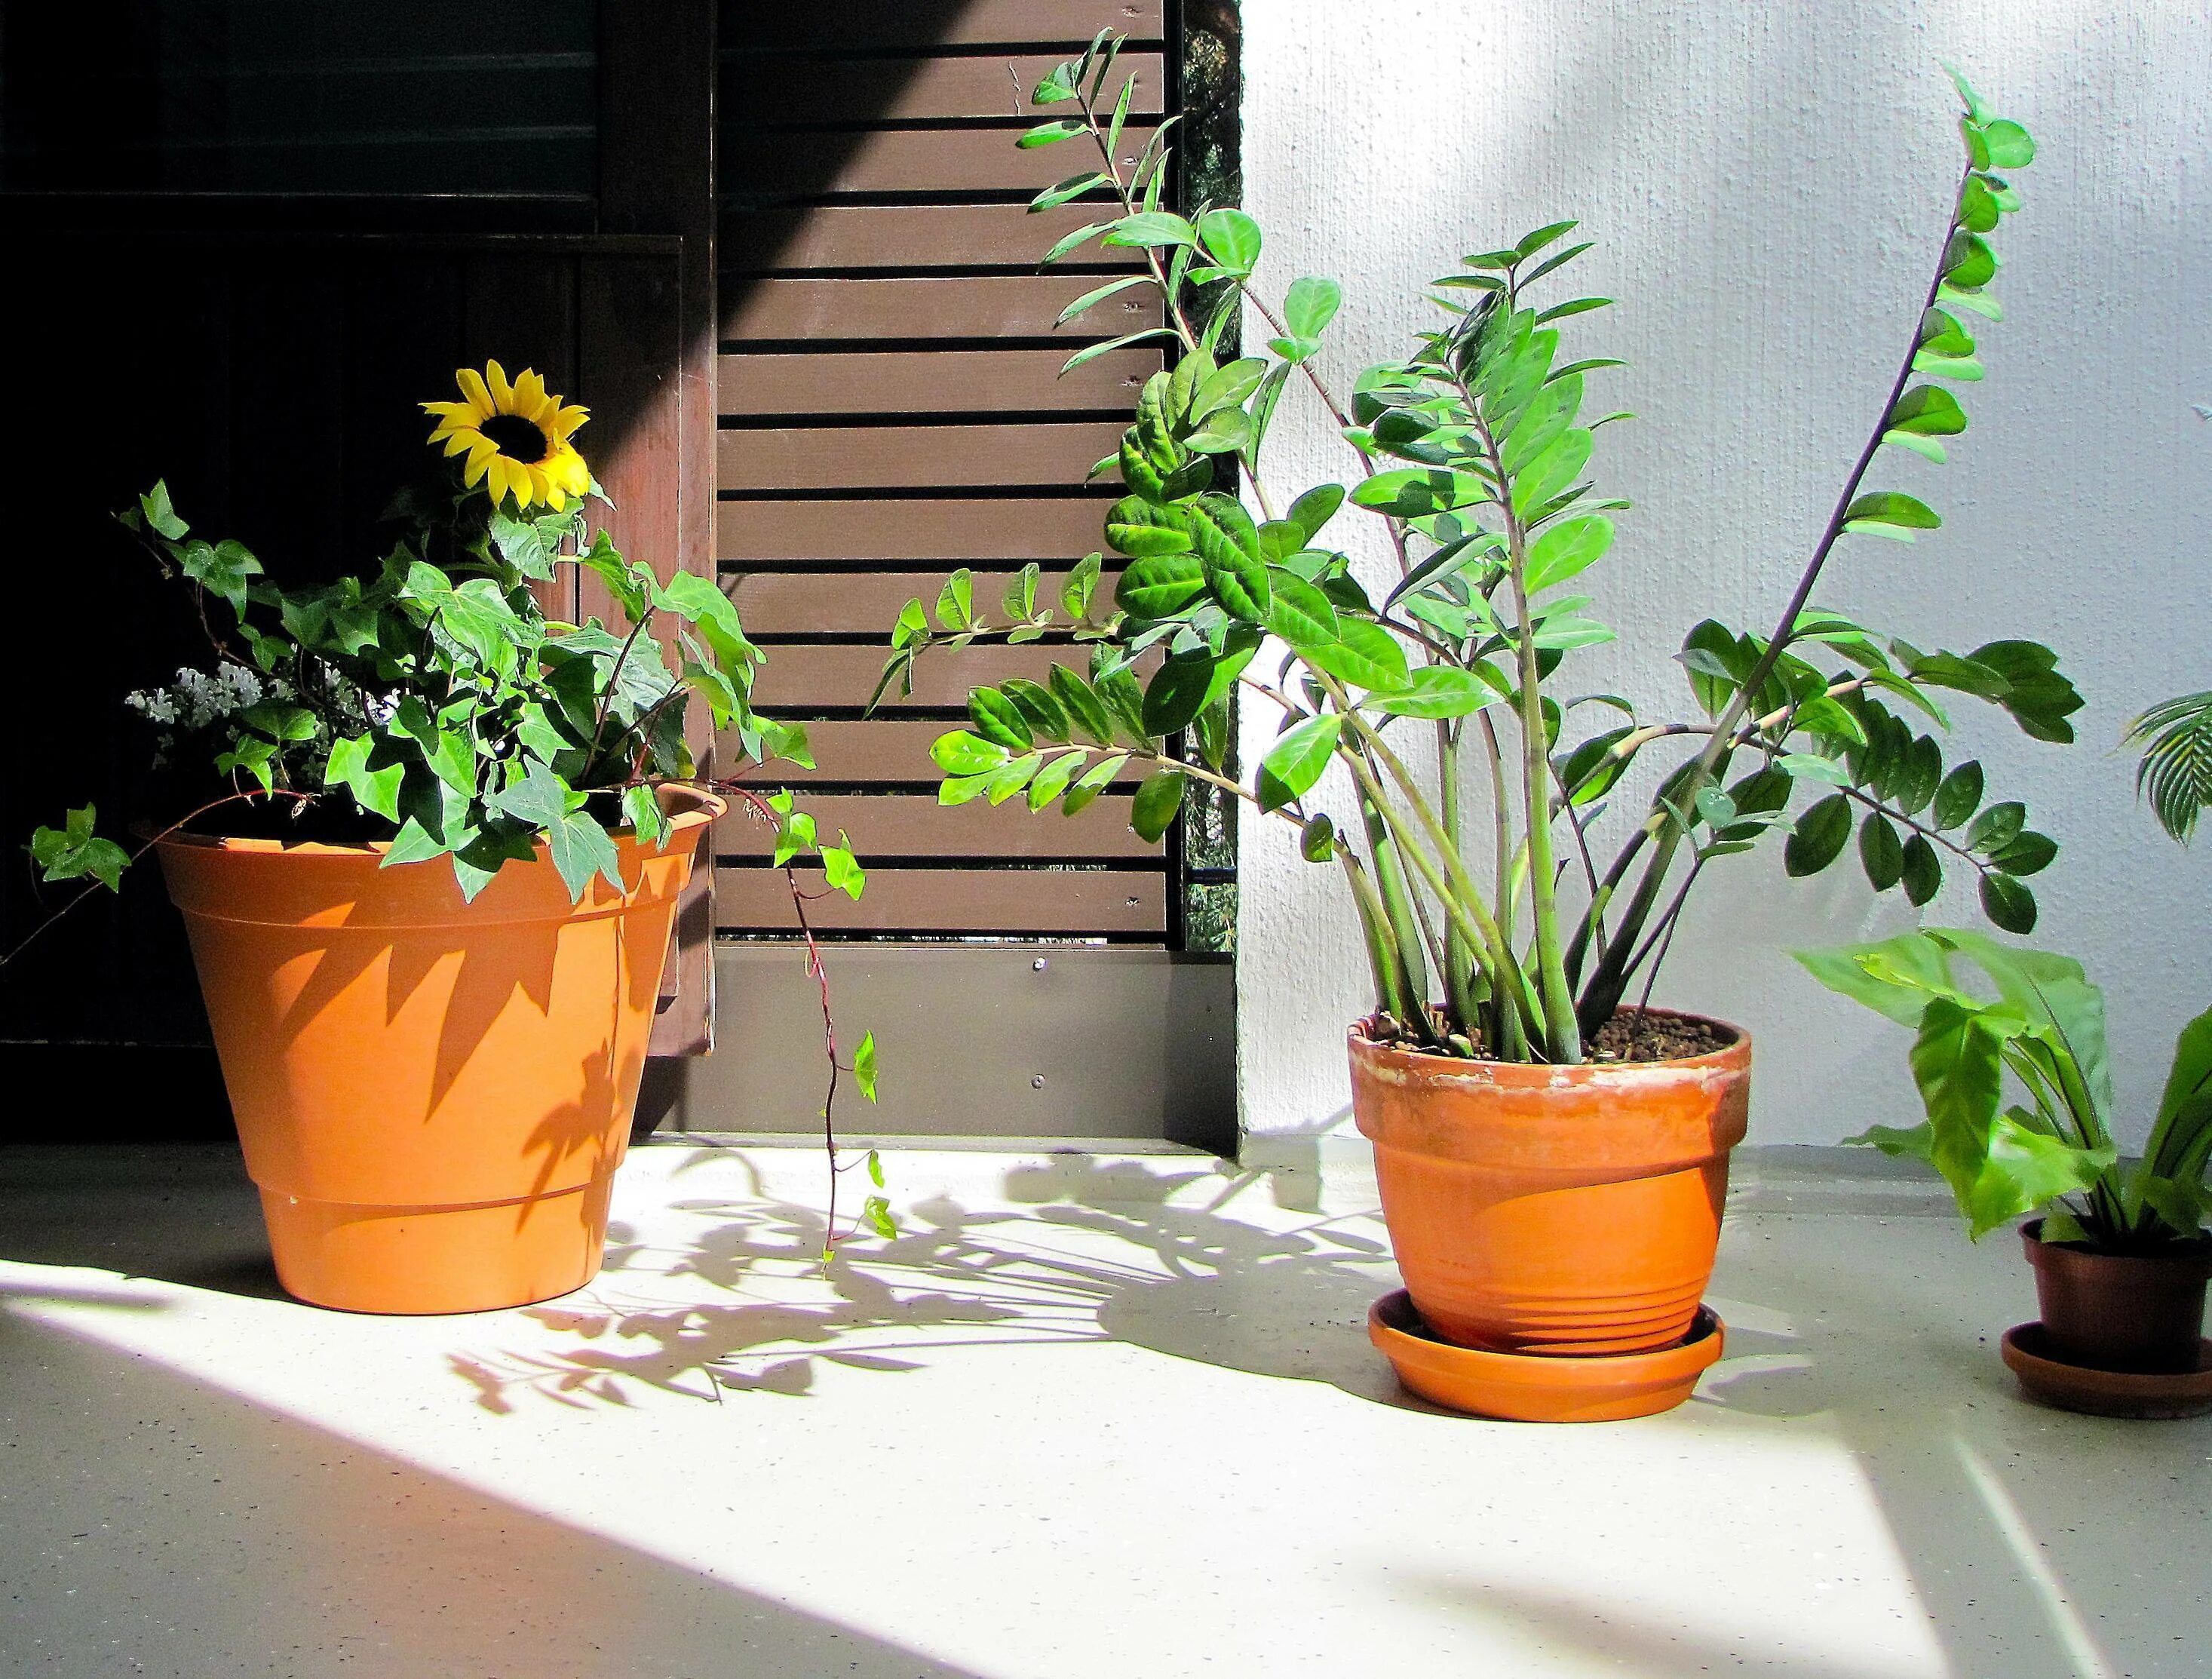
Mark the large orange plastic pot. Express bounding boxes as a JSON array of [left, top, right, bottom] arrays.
[[154, 789, 721, 1315], [1348, 1010, 1750, 1356]]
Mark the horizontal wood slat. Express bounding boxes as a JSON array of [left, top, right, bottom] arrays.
[[723, 203, 1143, 272], [722, 272, 1156, 341], [734, 566, 1111, 635], [719, 498, 1112, 565], [724, 720, 1145, 785], [723, 124, 1158, 199], [753, 642, 1112, 711], [720, 347, 1158, 416], [715, 793, 1149, 858], [719, 422, 1124, 491], [716, 864, 1166, 935], [726, 54, 1164, 125], [726, 2, 1165, 52]]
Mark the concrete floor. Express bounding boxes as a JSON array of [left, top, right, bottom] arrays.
[[1, 1141, 2205, 1679]]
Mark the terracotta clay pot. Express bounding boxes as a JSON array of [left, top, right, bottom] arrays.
[[2021, 1219, 2212, 1375], [155, 789, 719, 1315], [1348, 1011, 1751, 1356]]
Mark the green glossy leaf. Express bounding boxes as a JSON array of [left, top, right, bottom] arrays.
[[931, 729, 1009, 776], [1283, 275, 1342, 339], [1784, 792, 1852, 876], [1195, 207, 1261, 271], [1859, 812, 1905, 891], [1115, 550, 1207, 618], [1509, 428, 1592, 522], [1256, 714, 1342, 809], [1978, 871, 2036, 934], [1131, 769, 1186, 841], [1523, 514, 1612, 593], [1373, 666, 1494, 720], [968, 686, 1033, 751], [1302, 618, 1410, 695], [1933, 760, 1984, 830], [1048, 665, 1117, 746], [1351, 468, 1491, 519], [1902, 833, 1944, 906]]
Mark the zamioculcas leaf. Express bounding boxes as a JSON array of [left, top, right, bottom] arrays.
[[968, 687, 1032, 750], [1190, 493, 1270, 620], [1933, 760, 1983, 829], [1115, 550, 1206, 618], [1888, 385, 1968, 434], [1842, 492, 1941, 540], [1000, 678, 1069, 742], [1980, 870, 2037, 934], [1048, 665, 1117, 745], [1860, 812, 1906, 891], [1104, 210, 1197, 249], [1140, 655, 1216, 736], [1510, 428, 1593, 521], [1106, 497, 1195, 559], [1523, 514, 1612, 593], [1965, 800, 2025, 853], [1901, 833, 1944, 906], [1373, 666, 1493, 719], [1285, 483, 1345, 543], [1062, 750, 1129, 815], [931, 729, 1008, 776], [1131, 769, 1186, 840], [1195, 207, 1262, 272], [1784, 792, 1852, 876], [1283, 276, 1342, 340], [1351, 468, 1491, 518], [1262, 569, 1341, 649], [1256, 714, 1342, 809], [1304, 618, 1410, 695]]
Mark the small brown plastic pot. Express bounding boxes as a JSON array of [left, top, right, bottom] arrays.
[[1348, 1011, 1751, 1358], [2021, 1219, 2212, 1374]]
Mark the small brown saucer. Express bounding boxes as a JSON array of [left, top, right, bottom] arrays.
[[1368, 1290, 1723, 1422], [2000, 1323, 2212, 1420]]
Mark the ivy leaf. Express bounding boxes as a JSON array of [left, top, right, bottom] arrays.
[[489, 763, 624, 901], [854, 1032, 879, 1103], [29, 806, 129, 892], [324, 734, 403, 822]]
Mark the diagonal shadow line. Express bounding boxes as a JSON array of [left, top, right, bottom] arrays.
[[0, 1308, 986, 1679]]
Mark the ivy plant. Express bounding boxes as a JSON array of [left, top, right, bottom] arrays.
[[17, 362, 891, 1245], [1797, 930, 2212, 1250], [879, 41, 2081, 1065]]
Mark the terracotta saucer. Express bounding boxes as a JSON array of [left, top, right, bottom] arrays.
[[1367, 1291, 1724, 1422], [1999, 1323, 2212, 1420]]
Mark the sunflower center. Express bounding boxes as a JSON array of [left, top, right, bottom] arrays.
[[480, 413, 550, 463]]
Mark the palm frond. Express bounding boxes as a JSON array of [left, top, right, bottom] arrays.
[[2124, 689, 2212, 844]]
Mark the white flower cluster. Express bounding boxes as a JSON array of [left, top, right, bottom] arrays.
[[125, 662, 293, 763]]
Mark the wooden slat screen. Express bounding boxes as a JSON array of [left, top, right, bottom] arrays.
[[717, 0, 1171, 941]]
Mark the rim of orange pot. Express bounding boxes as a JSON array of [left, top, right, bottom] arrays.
[[144, 784, 726, 857], [1348, 1005, 1751, 1085]]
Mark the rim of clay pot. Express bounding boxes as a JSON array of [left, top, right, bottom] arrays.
[[2020, 1217, 2212, 1269], [1348, 1005, 1751, 1084], [148, 784, 725, 857]]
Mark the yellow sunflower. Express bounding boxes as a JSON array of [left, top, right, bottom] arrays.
[[421, 360, 592, 511]]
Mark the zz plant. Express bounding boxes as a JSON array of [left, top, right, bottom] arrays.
[[880, 41, 2081, 1064]]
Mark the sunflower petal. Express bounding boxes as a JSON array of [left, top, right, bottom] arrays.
[[456, 366, 493, 416], [422, 400, 474, 421], [441, 430, 480, 457], [547, 402, 591, 444], [514, 368, 548, 419], [486, 360, 514, 412]]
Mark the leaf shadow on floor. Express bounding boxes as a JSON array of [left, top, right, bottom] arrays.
[[446, 1153, 1439, 1417]]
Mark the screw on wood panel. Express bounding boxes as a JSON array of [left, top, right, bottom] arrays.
[[1032, 957, 1048, 971], [1032, 1075, 1046, 1089]]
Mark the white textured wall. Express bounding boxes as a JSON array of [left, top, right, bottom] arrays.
[[1237, 0, 2212, 1148]]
